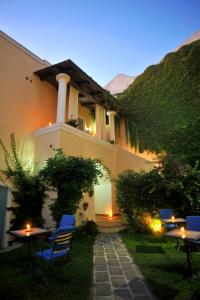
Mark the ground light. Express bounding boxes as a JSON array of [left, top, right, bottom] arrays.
[[150, 218, 162, 233], [108, 210, 113, 219]]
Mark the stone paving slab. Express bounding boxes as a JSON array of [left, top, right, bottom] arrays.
[[93, 233, 155, 300]]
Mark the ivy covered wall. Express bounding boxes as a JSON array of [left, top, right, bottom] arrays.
[[119, 40, 200, 163]]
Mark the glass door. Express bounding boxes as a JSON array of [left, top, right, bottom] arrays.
[[0, 186, 8, 249]]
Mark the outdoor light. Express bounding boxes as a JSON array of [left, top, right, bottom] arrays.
[[109, 210, 113, 218], [85, 126, 90, 133], [181, 227, 185, 233], [151, 218, 162, 233], [26, 224, 31, 232], [181, 233, 186, 239]]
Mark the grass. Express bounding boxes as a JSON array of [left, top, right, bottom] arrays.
[[121, 231, 200, 300], [0, 234, 94, 300]]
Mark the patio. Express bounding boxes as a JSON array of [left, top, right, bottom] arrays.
[[1, 228, 200, 300]]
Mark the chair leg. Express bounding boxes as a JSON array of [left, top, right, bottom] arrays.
[[175, 239, 180, 250]]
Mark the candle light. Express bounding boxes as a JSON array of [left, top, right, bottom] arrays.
[[26, 224, 31, 232], [171, 216, 175, 222], [181, 226, 185, 233]]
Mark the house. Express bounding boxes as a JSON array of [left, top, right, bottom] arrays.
[[104, 73, 136, 96], [0, 31, 152, 248]]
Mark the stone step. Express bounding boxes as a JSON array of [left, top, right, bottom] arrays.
[[95, 215, 129, 233], [97, 225, 128, 233]]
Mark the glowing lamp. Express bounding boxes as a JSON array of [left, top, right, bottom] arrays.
[[151, 219, 162, 233], [48, 122, 52, 126], [171, 216, 175, 222], [26, 224, 31, 232], [109, 210, 113, 219], [180, 227, 185, 233], [85, 126, 90, 133]]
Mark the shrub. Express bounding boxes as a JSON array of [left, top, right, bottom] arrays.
[[75, 220, 98, 237], [39, 148, 104, 224], [0, 134, 46, 229], [116, 157, 200, 229]]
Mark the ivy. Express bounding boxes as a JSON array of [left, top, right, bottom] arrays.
[[119, 40, 200, 163]]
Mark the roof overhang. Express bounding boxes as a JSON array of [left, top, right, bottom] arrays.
[[34, 59, 116, 110]]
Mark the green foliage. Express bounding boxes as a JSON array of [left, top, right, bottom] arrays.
[[102, 90, 121, 111], [39, 149, 104, 224], [0, 134, 46, 229], [116, 158, 200, 227], [119, 40, 200, 163], [116, 169, 163, 226], [75, 220, 98, 237]]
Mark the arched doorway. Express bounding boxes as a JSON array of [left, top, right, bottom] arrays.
[[94, 167, 112, 216]]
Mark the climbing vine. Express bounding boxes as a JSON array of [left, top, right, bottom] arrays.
[[119, 40, 200, 163]]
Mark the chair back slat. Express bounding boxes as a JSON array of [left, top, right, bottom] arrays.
[[159, 209, 173, 220], [186, 216, 200, 231], [52, 228, 73, 253]]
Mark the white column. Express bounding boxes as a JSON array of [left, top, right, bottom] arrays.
[[95, 104, 102, 139], [102, 108, 107, 141], [68, 86, 79, 120], [108, 111, 117, 142], [56, 73, 70, 123], [95, 104, 106, 140]]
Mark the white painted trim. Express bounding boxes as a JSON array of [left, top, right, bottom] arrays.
[[33, 123, 117, 149], [0, 30, 51, 66]]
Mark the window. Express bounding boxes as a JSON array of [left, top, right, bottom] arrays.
[[106, 112, 109, 125]]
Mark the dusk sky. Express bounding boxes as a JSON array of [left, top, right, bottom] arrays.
[[0, 0, 200, 86]]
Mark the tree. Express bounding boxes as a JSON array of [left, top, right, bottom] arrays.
[[39, 149, 104, 224]]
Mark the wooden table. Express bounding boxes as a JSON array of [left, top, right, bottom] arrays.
[[162, 218, 186, 224], [10, 227, 49, 269], [164, 228, 200, 276]]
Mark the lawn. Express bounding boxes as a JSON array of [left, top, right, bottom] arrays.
[[0, 234, 94, 300], [121, 231, 200, 300]]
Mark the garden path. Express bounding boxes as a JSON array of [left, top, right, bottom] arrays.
[[92, 233, 155, 300]]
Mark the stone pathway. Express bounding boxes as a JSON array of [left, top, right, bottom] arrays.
[[92, 233, 155, 300]]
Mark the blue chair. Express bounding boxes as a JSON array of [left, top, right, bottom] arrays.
[[36, 227, 73, 264], [186, 216, 200, 231], [185, 216, 200, 253], [59, 214, 75, 231], [48, 215, 75, 242], [159, 208, 177, 230], [159, 209, 173, 219]]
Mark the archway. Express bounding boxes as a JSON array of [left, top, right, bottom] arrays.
[[94, 167, 112, 216]]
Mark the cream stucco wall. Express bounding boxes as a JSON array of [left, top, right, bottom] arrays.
[[0, 33, 58, 170], [34, 123, 153, 220], [0, 32, 154, 248]]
